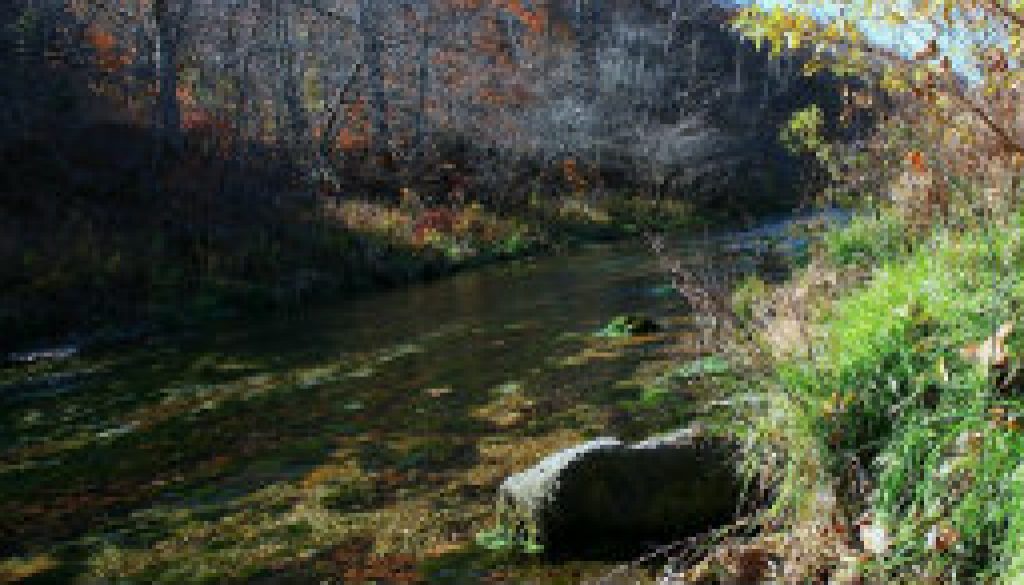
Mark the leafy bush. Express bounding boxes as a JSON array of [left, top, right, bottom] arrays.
[[731, 275, 768, 323], [822, 210, 909, 267], [603, 195, 694, 231], [474, 524, 543, 554], [780, 104, 828, 162]]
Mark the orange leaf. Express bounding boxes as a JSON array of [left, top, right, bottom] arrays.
[[906, 150, 928, 174], [1007, 416, 1021, 432], [85, 25, 117, 52]]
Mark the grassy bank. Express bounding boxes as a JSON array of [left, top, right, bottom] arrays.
[[683, 202, 1024, 583], [0, 177, 697, 354], [674, 4, 1024, 577]]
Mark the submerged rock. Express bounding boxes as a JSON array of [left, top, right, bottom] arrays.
[[495, 425, 739, 555], [597, 314, 662, 337]]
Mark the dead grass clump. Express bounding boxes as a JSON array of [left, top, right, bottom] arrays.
[[744, 260, 867, 362]]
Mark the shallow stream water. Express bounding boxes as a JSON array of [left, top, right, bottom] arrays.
[[0, 214, 826, 584]]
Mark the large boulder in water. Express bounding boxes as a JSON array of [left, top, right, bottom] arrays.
[[494, 425, 739, 556]]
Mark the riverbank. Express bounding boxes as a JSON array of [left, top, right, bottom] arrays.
[[1, 188, 703, 356], [4, 165, 804, 360], [666, 204, 1024, 583], [653, 3, 1024, 572]]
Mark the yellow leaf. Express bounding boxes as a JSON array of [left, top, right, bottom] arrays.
[[803, 59, 824, 76], [885, 11, 908, 25], [786, 31, 800, 50]]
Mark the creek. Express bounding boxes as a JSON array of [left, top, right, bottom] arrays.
[[0, 213, 827, 584]]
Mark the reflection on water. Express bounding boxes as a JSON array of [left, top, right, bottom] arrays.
[[0, 230, 787, 584]]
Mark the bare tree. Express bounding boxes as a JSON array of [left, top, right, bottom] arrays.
[[359, 0, 389, 157], [153, 0, 193, 151]]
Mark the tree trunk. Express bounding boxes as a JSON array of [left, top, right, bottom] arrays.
[[734, 40, 743, 94], [282, 3, 308, 173], [414, 2, 431, 159], [272, 1, 286, 151], [156, 24, 181, 145], [360, 0, 389, 157], [154, 0, 188, 153], [580, 0, 601, 105], [231, 22, 249, 191], [691, 32, 700, 80]]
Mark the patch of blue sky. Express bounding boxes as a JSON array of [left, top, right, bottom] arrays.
[[729, 0, 1001, 83]]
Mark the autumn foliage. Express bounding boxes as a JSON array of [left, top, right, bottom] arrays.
[[734, 0, 1024, 222], [724, 1, 1024, 583]]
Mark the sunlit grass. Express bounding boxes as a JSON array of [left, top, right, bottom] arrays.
[[737, 208, 1024, 582], [0, 554, 58, 583]]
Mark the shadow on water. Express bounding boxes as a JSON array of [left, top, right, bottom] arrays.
[[0, 220, 831, 583]]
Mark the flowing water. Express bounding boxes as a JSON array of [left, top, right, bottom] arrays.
[[0, 216, 822, 584]]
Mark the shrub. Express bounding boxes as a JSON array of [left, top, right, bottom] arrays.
[[822, 209, 909, 267], [731, 275, 768, 323]]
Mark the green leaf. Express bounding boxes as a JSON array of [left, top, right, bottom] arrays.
[[672, 356, 730, 380], [474, 528, 513, 550], [641, 386, 671, 404], [522, 540, 545, 554]]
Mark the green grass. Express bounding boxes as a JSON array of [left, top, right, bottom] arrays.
[[741, 209, 1024, 582], [821, 208, 911, 268]]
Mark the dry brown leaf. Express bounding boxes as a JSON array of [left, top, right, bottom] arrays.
[[960, 321, 1014, 368], [424, 542, 465, 557], [926, 523, 959, 552]]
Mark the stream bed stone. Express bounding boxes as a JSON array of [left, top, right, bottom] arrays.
[[495, 424, 739, 556]]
